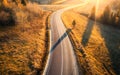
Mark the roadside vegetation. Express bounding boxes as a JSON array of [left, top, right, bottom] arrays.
[[62, 4, 120, 74], [100, 2, 120, 27], [51, 0, 66, 4], [89, 1, 120, 28], [0, 0, 51, 75]]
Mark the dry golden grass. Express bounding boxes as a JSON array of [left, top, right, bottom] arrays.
[[62, 11, 120, 75], [51, 0, 66, 4], [40, 5, 67, 12], [0, 2, 51, 75]]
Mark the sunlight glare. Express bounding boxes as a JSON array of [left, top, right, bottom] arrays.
[[95, 0, 99, 23]]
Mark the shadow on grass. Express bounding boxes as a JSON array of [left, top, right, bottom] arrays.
[[50, 29, 72, 53], [81, 19, 94, 46], [81, 6, 96, 47], [80, 5, 120, 74], [81, 17, 120, 74], [98, 24, 120, 74]]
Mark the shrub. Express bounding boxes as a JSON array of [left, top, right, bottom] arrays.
[[11, 0, 28, 6], [0, 7, 15, 26], [100, 5, 120, 27], [101, 6, 111, 24], [89, 6, 96, 20]]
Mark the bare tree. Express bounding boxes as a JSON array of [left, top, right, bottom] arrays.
[[89, 6, 96, 20]]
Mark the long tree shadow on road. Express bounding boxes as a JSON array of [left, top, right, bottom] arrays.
[[50, 28, 72, 53]]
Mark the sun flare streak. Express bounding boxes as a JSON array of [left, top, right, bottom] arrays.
[[95, 0, 99, 22]]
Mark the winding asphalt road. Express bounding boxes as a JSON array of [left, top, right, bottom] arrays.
[[43, 0, 89, 75]]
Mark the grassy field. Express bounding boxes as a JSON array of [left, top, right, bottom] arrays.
[[51, 0, 66, 4], [62, 10, 120, 75], [0, 2, 51, 75]]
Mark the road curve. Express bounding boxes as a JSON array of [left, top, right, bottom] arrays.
[[43, 1, 89, 75]]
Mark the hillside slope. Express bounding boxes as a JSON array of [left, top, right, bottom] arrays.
[[62, 11, 119, 75], [0, 1, 51, 75]]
